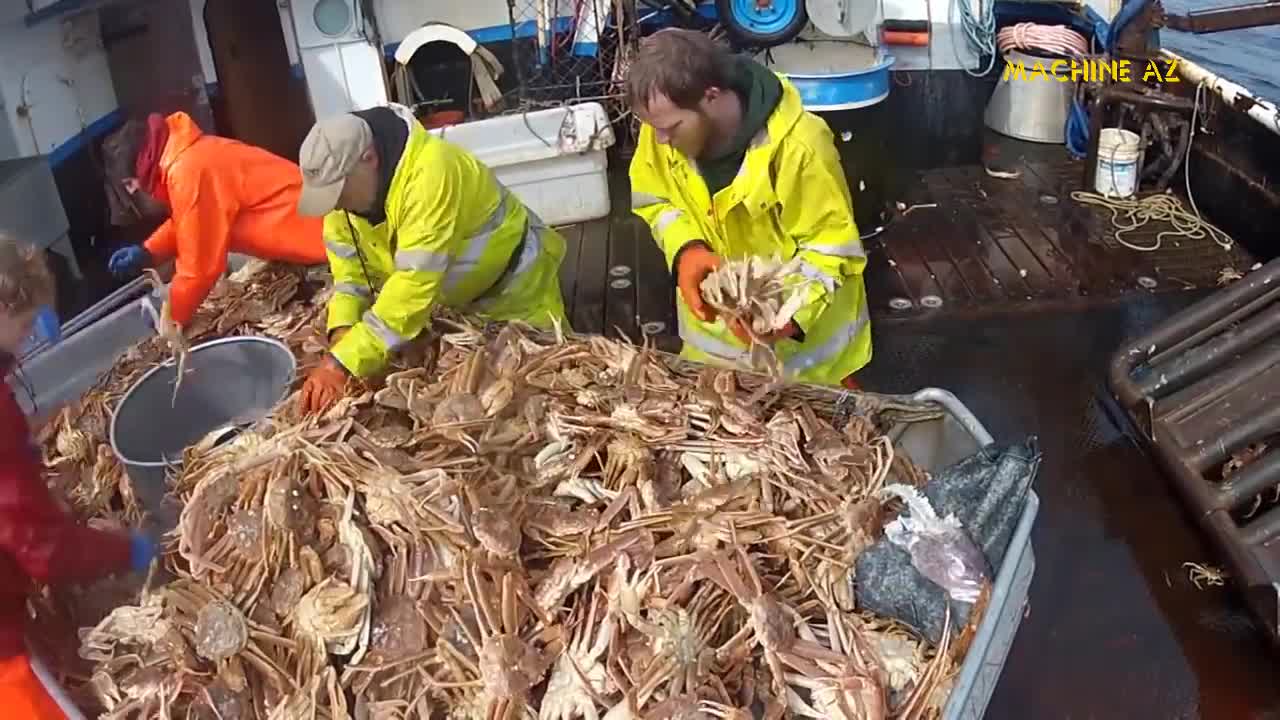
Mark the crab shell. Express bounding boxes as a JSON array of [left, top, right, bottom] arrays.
[[265, 477, 318, 536], [479, 634, 545, 699], [194, 600, 250, 662], [367, 596, 429, 664]]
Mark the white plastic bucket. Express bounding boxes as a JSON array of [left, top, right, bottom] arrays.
[[1094, 128, 1142, 198]]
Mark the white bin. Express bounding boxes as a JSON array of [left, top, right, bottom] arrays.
[[429, 103, 616, 226]]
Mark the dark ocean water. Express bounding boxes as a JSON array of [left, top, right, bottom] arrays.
[[1161, 0, 1280, 101]]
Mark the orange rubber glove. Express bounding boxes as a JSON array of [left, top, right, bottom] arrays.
[[300, 356, 347, 416], [675, 242, 722, 322], [299, 328, 351, 416]]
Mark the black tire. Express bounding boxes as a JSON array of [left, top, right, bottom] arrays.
[[715, 0, 807, 48]]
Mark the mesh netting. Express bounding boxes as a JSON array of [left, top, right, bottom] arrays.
[[504, 0, 643, 149]]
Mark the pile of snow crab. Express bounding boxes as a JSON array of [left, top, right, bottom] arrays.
[[39, 260, 329, 493], [699, 257, 813, 339], [38, 266, 986, 720], [698, 256, 818, 374], [32, 262, 330, 667]]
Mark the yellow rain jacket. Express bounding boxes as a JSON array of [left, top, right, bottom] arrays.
[[325, 107, 568, 378], [629, 73, 871, 386]]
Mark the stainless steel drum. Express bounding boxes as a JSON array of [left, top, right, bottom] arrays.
[[984, 50, 1075, 144], [109, 336, 296, 530]]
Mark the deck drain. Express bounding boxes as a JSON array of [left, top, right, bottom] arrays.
[[609, 265, 631, 277], [1039, 194, 1059, 205], [1137, 276, 1158, 289], [920, 295, 944, 308], [641, 321, 666, 335], [888, 297, 914, 310], [609, 278, 633, 289]]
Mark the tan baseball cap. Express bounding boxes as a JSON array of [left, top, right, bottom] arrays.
[[297, 113, 374, 217]]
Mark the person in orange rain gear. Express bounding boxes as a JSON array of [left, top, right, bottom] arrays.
[[102, 112, 328, 327]]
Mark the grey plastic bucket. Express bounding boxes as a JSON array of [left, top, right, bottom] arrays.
[[108, 336, 296, 531]]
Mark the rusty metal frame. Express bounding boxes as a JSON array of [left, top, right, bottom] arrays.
[[1109, 257, 1280, 643], [1081, 86, 1195, 190]]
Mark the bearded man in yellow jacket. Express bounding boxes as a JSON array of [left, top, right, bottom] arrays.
[[627, 29, 871, 388], [295, 103, 568, 414]]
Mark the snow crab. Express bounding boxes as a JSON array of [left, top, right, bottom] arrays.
[[435, 560, 561, 719], [55, 311, 958, 720], [693, 547, 887, 706], [139, 270, 190, 406]]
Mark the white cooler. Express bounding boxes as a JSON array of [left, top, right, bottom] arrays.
[[429, 103, 616, 226]]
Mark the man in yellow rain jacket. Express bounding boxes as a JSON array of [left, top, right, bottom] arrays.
[[295, 103, 568, 414], [627, 29, 871, 388]]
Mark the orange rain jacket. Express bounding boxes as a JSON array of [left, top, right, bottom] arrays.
[[141, 112, 326, 325], [0, 656, 65, 719]]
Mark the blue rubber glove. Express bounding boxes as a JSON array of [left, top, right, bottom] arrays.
[[31, 305, 60, 345], [108, 246, 151, 278], [128, 531, 158, 572]]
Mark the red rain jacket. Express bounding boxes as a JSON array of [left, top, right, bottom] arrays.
[[0, 369, 131, 659], [142, 112, 326, 325]]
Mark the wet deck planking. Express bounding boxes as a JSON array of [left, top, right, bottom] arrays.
[[604, 210, 639, 343], [871, 151, 1254, 315], [632, 219, 676, 341], [570, 217, 610, 335], [556, 223, 583, 325], [556, 171, 677, 342]]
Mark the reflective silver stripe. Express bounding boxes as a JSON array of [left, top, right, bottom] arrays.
[[804, 240, 866, 259], [797, 261, 837, 295], [631, 192, 664, 209], [654, 209, 683, 236], [334, 282, 371, 299], [395, 249, 451, 273], [470, 218, 545, 310], [677, 313, 748, 363], [362, 309, 408, 351], [784, 302, 870, 372], [325, 238, 358, 259], [444, 189, 512, 293], [509, 221, 542, 279]]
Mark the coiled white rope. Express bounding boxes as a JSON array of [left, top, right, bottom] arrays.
[[1069, 191, 1233, 252], [1070, 81, 1235, 254], [996, 22, 1089, 58]]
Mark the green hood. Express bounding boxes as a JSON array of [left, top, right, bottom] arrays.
[[699, 55, 783, 196]]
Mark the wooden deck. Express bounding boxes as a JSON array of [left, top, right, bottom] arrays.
[[557, 146, 1255, 337], [555, 177, 678, 349], [863, 151, 1255, 318]]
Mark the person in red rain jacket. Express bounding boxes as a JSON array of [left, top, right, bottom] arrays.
[[0, 236, 156, 717]]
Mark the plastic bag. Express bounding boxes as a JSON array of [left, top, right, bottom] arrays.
[[855, 438, 1039, 644], [880, 483, 989, 604]]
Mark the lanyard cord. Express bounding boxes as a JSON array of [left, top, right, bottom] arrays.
[[344, 212, 377, 297]]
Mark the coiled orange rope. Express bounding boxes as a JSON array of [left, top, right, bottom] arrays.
[[996, 22, 1089, 58]]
